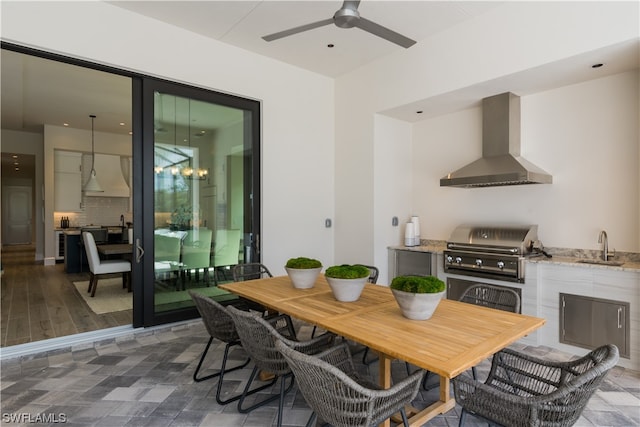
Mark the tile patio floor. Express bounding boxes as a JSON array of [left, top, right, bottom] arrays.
[[1, 320, 639, 426]]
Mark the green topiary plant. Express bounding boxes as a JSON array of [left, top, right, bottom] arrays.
[[390, 275, 445, 293], [286, 257, 322, 269], [325, 264, 370, 279]]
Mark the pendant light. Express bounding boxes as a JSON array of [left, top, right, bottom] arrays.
[[84, 114, 103, 192]]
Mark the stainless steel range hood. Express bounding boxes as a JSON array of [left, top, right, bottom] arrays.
[[440, 92, 552, 188]]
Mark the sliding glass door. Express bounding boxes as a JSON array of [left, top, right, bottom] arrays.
[[139, 79, 260, 326]]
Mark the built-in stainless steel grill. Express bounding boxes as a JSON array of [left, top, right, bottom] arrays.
[[444, 224, 539, 282]]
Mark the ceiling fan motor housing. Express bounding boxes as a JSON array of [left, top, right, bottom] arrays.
[[334, 8, 360, 28]]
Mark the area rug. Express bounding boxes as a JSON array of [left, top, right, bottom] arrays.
[[74, 278, 238, 315], [73, 278, 132, 314]]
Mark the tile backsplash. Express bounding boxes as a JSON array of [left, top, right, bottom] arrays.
[[54, 196, 131, 228]]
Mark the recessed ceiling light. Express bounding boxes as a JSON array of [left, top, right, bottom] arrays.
[[63, 123, 69, 127], [591, 63, 604, 68], [119, 122, 125, 126], [12, 155, 18, 159], [15, 167, 19, 171]]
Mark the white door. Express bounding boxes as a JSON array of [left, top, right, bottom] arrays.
[[2, 185, 33, 245]]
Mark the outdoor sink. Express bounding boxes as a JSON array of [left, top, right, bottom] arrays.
[[576, 259, 624, 266]]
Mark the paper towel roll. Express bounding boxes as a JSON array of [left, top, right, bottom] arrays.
[[411, 216, 420, 246], [404, 222, 415, 246]]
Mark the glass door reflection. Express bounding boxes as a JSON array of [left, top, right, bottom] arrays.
[[153, 92, 251, 314]]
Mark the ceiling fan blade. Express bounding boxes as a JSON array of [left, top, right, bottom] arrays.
[[354, 17, 416, 48], [262, 18, 334, 42]]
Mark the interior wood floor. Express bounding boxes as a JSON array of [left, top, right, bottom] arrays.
[[0, 244, 132, 348]]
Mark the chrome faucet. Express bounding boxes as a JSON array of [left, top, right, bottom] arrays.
[[598, 230, 614, 261]]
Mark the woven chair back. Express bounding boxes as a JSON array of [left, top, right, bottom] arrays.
[[276, 341, 378, 426], [459, 284, 521, 313], [226, 306, 292, 376], [189, 290, 239, 343], [355, 264, 379, 284], [232, 263, 273, 281], [487, 344, 619, 426]]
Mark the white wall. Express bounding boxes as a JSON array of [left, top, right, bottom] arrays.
[[335, 2, 639, 281], [412, 71, 639, 253], [1, 1, 336, 273], [373, 115, 412, 284]]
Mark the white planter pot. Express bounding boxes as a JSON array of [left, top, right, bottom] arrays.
[[326, 276, 368, 302], [285, 267, 321, 289], [391, 289, 445, 320]]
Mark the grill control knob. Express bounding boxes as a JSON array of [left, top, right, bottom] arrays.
[[446, 255, 453, 263], [497, 261, 505, 269], [475, 259, 483, 267], [455, 256, 462, 264]]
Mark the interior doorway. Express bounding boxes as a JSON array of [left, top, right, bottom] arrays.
[[2, 183, 33, 245]]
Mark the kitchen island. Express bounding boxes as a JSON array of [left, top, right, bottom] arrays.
[[63, 227, 127, 274]]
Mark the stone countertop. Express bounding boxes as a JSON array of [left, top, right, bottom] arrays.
[[389, 240, 447, 254], [389, 240, 640, 272], [527, 255, 640, 272]]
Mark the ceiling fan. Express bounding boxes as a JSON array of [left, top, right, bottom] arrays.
[[262, 0, 416, 48]]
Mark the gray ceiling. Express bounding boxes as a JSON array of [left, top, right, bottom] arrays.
[[108, 0, 504, 78]]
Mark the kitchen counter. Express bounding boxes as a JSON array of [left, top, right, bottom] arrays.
[[389, 240, 447, 254], [59, 226, 125, 235], [389, 240, 640, 272]]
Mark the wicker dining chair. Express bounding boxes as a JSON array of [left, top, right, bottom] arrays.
[[232, 263, 273, 314], [414, 283, 522, 391], [458, 284, 520, 380], [276, 340, 424, 427], [188, 290, 253, 405], [453, 344, 619, 427], [226, 305, 335, 427]]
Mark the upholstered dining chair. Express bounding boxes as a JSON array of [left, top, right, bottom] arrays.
[[226, 305, 335, 427], [275, 340, 424, 427], [212, 229, 241, 284], [154, 234, 182, 289], [82, 231, 131, 297], [453, 344, 619, 427], [181, 228, 213, 288], [188, 290, 253, 405]]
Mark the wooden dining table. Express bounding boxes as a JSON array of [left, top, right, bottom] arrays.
[[219, 275, 545, 427]]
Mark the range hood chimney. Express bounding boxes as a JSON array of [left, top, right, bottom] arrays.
[[440, 92, 552, 188]]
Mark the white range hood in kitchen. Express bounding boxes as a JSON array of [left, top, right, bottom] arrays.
[[84, 153, 130, 197]]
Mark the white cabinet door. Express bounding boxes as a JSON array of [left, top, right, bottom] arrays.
[[54, 151, 82, 211]]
